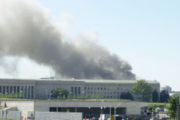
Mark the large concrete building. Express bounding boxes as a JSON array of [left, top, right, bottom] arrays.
[[0, 78, 160, 99], [2, 100, 149, 119]]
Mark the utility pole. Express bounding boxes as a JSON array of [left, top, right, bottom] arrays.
[[114, 107, 116, 120], [110, 105, 111, 119]]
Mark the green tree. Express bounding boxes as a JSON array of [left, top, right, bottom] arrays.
[[63, 95, 66, 99], [14, 93, 18, 98], [84, 95, 89, 99], [131, 80, 153, 101], [77, 95, 81, 99], [73, 95, 76, 99], [160, 90, 169, 103], [67, 95, 71, 99], [100, 94, 104, 99], [120, 91, 134, 100], [8, 93, 13, 98], [152, 90, 159, 102], [168, 95, 179, 119], [19, 92, 23, 98], [51, 88, 69, 99], [92, 95, 96, 99]]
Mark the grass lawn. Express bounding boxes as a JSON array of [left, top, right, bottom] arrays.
[[149, 102, 169, 108], [0, 98, 134, 102]]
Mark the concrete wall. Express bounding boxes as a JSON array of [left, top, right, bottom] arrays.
[[177, 105, 180, 119], [35, 112, 82, 120], [34, 101, 148, 115], [2, 101, 34, 119], [0, 110, 21, 120], [2, 100, 148, 116], [0, 79, 160, 100]]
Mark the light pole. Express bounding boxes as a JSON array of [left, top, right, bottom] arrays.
[[114, 107, 116, 120], [110, 105, 111, 120], [100, 100, 104, 120], [2, 110, 4, 120], [5, 110, 8, 120], [114, 103, 122, 120], [101, 106, 103, 120]]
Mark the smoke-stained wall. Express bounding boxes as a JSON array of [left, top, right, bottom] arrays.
[[0, 0, 135, 80]]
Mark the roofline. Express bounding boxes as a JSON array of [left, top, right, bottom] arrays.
[[0, 78, 159, 84]]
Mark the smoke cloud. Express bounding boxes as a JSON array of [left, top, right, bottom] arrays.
[[0, 0, 135, 80]]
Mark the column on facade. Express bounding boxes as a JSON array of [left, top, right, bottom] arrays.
[[75, 87, 77, 96], [78, 87, 81, 95], [26, 86, 28, 99], [24, 86, 27, 99], [22, 86, 25, 99], [5, 85, 7, 94], [10, 86, 12, 94], [25, 86, 28, 99], [2, 86, 4, 94], [30, 86, 32, 99], [0, 86, 1, 94], [7, 86, 9, 94], [4, 85, 7, 95], [71, 87, 74, 96], [16, 86, 19, 97], [28, 86, 31, 99], [20, 86, 23, 98], [1, 86, 3, 94], [3, 86, 5, 94], [13, 86, 16, 97], [13, 86, 15, 95], [15, 86, 18, 96], [29, 86, 31, 99], [31, 86, 34, 99], [27, 86, 30, 99]]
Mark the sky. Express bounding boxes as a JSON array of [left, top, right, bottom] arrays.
[[1, 0, 180, 90]]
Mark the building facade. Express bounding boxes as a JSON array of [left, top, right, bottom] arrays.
[[0, 78, 160, 99], [2, 100, 149, 117]]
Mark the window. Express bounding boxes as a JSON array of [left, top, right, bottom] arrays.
[[17, 86, 20, 93], [14, 86, 16, 93], [31, 86, 34, 98], [71, 87, 73, 94], [10, 86, 12, 93], [78, 87, 80, 94], [3, 86, 5, 94], [49, 107, 57, 112], [75, 87, 77, 95], [7, 86, 9, 93]]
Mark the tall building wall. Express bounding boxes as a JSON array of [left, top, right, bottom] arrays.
[[0, 78, 160, 99]]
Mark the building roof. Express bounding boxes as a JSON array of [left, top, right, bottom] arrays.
[[0, 78, 159, 84]]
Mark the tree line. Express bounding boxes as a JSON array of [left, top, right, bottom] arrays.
[[50, 80, 170, 102]]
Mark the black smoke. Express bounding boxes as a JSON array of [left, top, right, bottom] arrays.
[[0, 0, 135, 80]]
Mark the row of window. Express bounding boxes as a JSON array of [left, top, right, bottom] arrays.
[[71, 87, 81, 95], [0, 86, 34, 98], [85, 91, 121, 95], [84, 87, 127, 91], [84, 87, 108, 90]]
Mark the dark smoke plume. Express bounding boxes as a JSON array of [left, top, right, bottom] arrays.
[[0, 0, 135, 80]]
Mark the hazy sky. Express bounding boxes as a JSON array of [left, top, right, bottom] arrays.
[[36, 0, 180, 90], [1, 0, 180, 90]]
